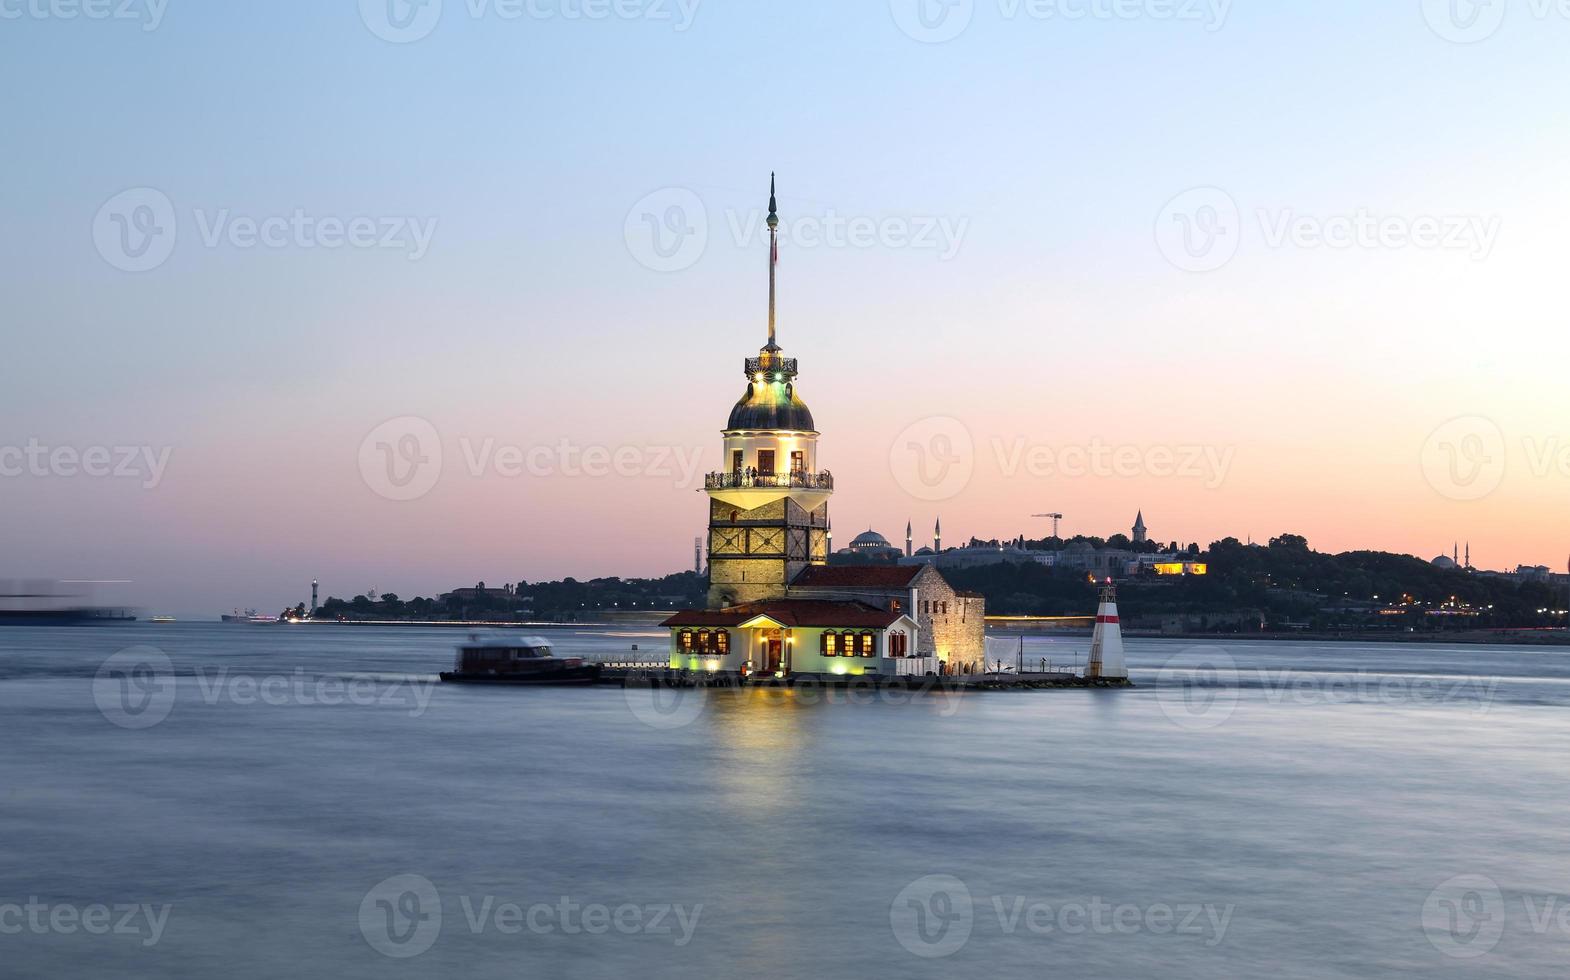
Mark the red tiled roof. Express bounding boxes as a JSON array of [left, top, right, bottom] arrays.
[[661, 599, 902, 629], [790, 565, 923, 589]]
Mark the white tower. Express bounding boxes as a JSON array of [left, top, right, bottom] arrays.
[[1086, 581, 1128, 680]]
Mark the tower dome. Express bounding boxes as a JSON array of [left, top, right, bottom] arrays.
[[727, 358, 816, 432]]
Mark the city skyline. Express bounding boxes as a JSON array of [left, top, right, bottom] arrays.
[[3, 3, 1567, 615]]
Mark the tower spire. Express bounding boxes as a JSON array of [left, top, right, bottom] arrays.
[[766, 173, 779, 350]]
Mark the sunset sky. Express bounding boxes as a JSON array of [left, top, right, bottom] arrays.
[[2, 1, 1566, 615]]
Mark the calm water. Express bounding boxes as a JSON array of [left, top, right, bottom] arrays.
[[2, 623, 1568, 978]]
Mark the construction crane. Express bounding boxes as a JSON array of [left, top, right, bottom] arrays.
[[1032, 513, 1064, 538]]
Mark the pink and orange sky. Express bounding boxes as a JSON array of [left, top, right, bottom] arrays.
[[2, 2, 1566, 614]]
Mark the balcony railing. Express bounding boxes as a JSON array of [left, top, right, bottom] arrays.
[[744, 356, 798, 379], [706, 470, 833, 491]]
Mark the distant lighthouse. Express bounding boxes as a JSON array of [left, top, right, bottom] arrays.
[[1086, 580, 1128, 680], [310, 579, 319, 616]]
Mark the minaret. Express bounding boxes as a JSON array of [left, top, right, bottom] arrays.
[[703, 175, 832, 608], [935, 517, 942, 553], [906, 521, 913, 558], [1086, 580, 1128, 680], [1132, 511, 1148, 545], [1465, 542, 1471, 571]]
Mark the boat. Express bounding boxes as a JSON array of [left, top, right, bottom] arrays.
[[440, 633, 601, 685], [221, 609, 278, 624], [150, 615, 177, 624]]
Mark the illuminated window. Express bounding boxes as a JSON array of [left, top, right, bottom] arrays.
[[790, 450, 804, 475], [821, 631, 838, 657], [680, 630, 694, 651], [716, 631, 729, 654], [860, 633, 876, 657]]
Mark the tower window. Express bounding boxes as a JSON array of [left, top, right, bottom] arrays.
[[790, 450, 804, 475], [757, 450, 775, 476], [732, 450, 743, 474]]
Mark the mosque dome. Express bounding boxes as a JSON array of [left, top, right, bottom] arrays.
[[1431, 555, 1457, 569], [849, 530, 892, 550]]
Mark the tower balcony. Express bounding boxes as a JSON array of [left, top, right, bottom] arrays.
[[744, 355, 798, 380], [706, 470, 833, 492]]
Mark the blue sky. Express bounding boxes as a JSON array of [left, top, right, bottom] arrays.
[[2, 0, 1566, 614]]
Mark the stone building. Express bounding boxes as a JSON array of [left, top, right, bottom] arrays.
[[790, 564, 987, 670]]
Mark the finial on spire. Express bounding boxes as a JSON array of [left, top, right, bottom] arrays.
[[766, 172, 779, 349]]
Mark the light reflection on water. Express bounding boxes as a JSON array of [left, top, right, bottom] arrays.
[[1, 623, 1568, 978]]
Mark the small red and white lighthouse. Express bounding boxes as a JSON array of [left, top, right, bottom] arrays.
[[1086, 580, 1128, 680]]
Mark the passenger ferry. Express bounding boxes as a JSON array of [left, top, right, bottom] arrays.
[[439, 633, 601, 685]]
